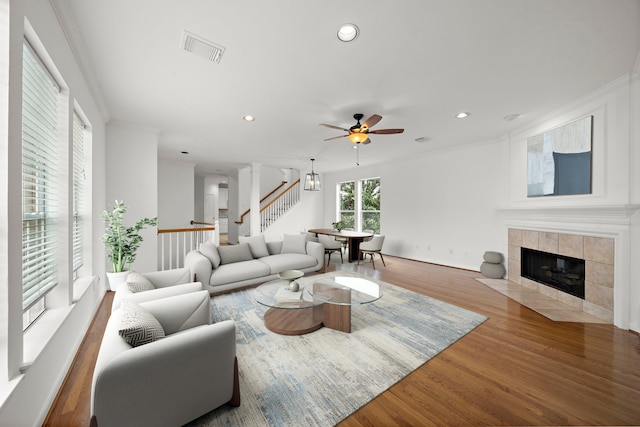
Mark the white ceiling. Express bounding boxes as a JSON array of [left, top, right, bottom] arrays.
[[54, 0, 640, 175]]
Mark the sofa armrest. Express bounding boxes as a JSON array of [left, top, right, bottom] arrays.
[[306, 241, 324, 268], [185, 250, 212, 285], [142, 267, 190, 288], [92, 319, 236, 427], [112, 282, 203, 311], [141, 290, 211, 335]]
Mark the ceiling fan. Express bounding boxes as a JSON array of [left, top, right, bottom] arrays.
[[319, 113, 404, 144]]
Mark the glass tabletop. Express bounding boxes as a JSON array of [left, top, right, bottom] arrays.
[[306, 275, 382, 306], [253, 274, 383, 309], [253, 278, 322, 309]]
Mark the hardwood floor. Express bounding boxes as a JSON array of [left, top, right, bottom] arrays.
[[44, 256, 640, 426]]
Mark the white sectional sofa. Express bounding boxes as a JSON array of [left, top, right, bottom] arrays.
[[185, 234, 324, 294]]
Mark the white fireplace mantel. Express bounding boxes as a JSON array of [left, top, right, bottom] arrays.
[[497, 205, 640, 228], [496, 204, 640, 330]]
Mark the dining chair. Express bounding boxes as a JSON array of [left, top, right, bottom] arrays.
[[362, 229, 375, 242], [336, 227, 354, 253], [357, 235, 386, 269], [318, 234, 343, 266]]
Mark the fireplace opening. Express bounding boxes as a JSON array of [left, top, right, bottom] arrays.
[[521, 248, 585, 299]]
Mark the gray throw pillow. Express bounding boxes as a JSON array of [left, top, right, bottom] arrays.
[[118, 300, 165, 347], [126, 272, 155, 293], [281, 234, 307, 254], [218, 243, 254, 265], [239, 235, 270, 258], [200, 241, 221, 269]]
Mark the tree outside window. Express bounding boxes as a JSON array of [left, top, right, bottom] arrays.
[[337, 178, 381, 233], [361, 178, 380, 234], [338, 181, 355, 228]]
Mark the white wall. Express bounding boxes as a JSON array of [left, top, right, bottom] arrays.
[[260, 165, 286, 196], [105, 121, 158, 273], [323, 140, 510, 272], [158, 160, 195, 229], [262, 186, 324, 242], [507, 76, 633, 208], [194, 175, 204, 222], [0, 0, 107, 425]]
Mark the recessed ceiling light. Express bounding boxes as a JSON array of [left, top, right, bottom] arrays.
[[504, 113, 520, 122], [243, 115, 255, 122], [337, 24, 359, 42], [455, 112, 470, 119]]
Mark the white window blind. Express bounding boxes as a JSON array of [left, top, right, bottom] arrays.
[[22, 40, 60, 311], [72, 112, 85, 272]]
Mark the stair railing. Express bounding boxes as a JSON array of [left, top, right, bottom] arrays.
[[235, 181, 288, 225], [157, 220, 217, 270], [259, 179, 300, 231]]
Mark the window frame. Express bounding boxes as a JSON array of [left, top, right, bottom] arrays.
[[21, 39, 61, 325], [336, 177, 381, 233], [72, 111, 85, 273]]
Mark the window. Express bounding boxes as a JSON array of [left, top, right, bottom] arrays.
[[337, 177, 381, 233], [338, 181, 355, 228], [22, 40, 60, 326], [360, 177, 380, 234], [72, 112, 85, 272]]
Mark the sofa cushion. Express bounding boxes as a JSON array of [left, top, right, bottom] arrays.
[[281, 234, 307, 254], [218, 243, 254, 265], [200, 241, 221, 269], [239, 235, 270, 258], [118, 299, 165, 347], [210, 259, 271, 286], [126, 272, 155, 293], [259, 253, 317, 274]]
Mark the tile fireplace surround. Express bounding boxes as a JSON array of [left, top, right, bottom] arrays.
[[508, 228, 613, 323], [498, 205, 640, 330]]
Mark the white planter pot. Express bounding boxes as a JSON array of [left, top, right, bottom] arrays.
[[106, 270, 131, 291]]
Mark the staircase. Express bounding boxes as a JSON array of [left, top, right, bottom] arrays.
[[235, 179, 300, 232]]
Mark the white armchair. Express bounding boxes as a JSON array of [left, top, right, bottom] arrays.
[[111, 267, 202, 311], [91, 291, 239, 427], [358, 235, 386, 269]]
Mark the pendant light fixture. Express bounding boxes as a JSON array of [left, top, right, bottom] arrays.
[[304, 158, 321, 191]]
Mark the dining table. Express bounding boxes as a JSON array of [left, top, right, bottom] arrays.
[[307, 228, 374, 262]]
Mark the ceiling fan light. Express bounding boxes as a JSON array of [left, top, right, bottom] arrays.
[[337, 24, 359, 42], [348, 132, 367, 143]]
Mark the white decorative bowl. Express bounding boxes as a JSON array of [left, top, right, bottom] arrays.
[[278, 269, 304, 280]]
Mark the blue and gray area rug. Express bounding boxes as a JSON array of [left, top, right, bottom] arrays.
[[188, 272, 486, 426]]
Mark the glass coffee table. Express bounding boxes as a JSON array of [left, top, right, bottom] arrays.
[[253, 274, 382, 335]]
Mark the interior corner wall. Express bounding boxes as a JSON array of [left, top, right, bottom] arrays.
[[105, 121, 158, 273], [322, 140, 510, 272], [194, 175, 205, 222], [157, 160, 195, 229], [629, 66, 640, 331]]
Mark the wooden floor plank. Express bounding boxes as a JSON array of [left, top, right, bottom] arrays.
[[44, 256, 640, 426]]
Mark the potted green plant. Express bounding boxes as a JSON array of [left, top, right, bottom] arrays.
[[332, 220, 345, 232], [102, 200, 157, 290]]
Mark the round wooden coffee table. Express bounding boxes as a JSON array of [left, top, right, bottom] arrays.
[[253, 274, 383, 335], [253, 278, 324, 335]]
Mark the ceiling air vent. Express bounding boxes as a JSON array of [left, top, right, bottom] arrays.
[[181, 30, 226, 64]]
